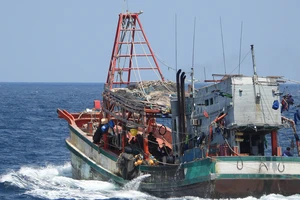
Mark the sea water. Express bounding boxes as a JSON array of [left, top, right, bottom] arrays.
[[1, 82, 300, 200]]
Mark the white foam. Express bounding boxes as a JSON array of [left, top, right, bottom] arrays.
[[0, 163, 117, 199], [123, 174, 151, 191], [1, 163, 300, 200]]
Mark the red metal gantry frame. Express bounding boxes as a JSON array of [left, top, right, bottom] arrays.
[[106, 12, 165, 89]]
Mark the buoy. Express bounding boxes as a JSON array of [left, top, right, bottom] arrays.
[[134, 159, 143, 166], [148, 159, 154, 165], [203, 110, 209, 118], [130, 128, 138, 136], [94, 100, 101, 110]]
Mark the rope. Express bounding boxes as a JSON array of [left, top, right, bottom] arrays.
[[155, 160, 179, 166], [205, 155, 300, 179], [256, 81, 277, 124], [135, 31, 174, 93], [278, 157, 285, 173], [135, 31, 161, 80], [228, 49, 251, 75], [282, 79, 300, 84], [224, 138, 240, 156], [129, 29, 150, 102], [153, 50, 176, 72]]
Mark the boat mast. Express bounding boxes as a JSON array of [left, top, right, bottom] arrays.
[[106, 11, 165, 89], [220, 17, 227, 75], [191, 17, 196, 98], [251, 44, 257, 76], [251, 44, 260, 105], [238, 21, 243, 74]]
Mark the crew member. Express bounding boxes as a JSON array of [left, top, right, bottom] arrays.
[[159, 142, 172, 163], [282, 147, 293, 157], [93, 123, 103, 144], [148, 132, 159, 158]]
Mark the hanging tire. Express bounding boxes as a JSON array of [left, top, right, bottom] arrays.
[[159, 124, 167, 136]]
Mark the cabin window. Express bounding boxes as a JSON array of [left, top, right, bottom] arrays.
[[205, 99, 209, 106], [210, 98, 213, 105], [173, 119, 177, 131]]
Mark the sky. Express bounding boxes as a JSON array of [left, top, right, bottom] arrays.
[[0, 0, 299, 83]]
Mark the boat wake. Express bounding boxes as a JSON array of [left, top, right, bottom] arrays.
[[0, 163, 148, 199], [0, 163, 299, 200]]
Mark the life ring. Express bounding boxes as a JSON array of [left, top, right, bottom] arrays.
[[159, 124, 167, 136], [203, 110, 209, 118]]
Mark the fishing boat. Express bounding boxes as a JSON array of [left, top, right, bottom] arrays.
[[57, 11, 300, 198]]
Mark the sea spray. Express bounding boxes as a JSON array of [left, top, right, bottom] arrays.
[[123, 174, 151, 191], [0, 164, 117, 199], [174, 163, 182, 180]]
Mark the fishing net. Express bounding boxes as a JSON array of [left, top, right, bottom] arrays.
[[113, 80, 176, 111]]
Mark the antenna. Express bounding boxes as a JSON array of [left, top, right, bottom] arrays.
[[238, 21, 243, 74], [251, 44, 257, 76], [175, 14, 178, 72], [191, 17, 196, 98], [219, 17, 227, 74], [204, 67, 207, 80], [122, 0, 129, 13]]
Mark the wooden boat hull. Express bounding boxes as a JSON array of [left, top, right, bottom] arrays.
[[65, 123, 300, 198], [144, 179, 300, 198]]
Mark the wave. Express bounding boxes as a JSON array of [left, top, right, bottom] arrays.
[[0, 163, 299, 200], [0, 163, 153, 200]]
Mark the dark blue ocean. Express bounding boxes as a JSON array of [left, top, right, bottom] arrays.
[[1, 82, 300, 200]]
